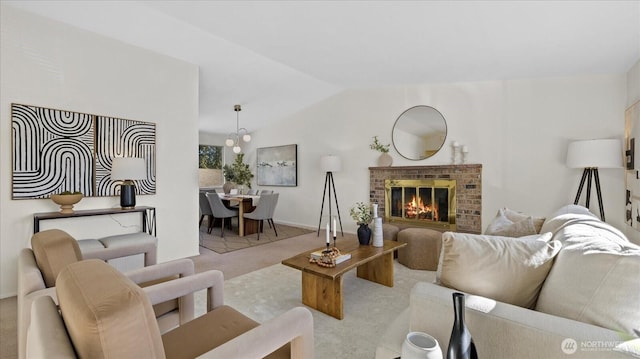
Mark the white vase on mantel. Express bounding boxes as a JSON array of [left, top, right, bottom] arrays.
[[377, 153, 393, 167]]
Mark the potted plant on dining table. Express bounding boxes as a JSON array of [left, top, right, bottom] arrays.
[[350, 202, 373, 245], [223, 153, 254, 194]]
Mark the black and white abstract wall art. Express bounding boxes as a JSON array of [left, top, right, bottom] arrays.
[[11, 103, 156, 199], [95, 116, 156, 196]]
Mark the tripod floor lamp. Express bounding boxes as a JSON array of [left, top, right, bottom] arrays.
[[566, 139, 623, 221], [317, 155, 344, 237]]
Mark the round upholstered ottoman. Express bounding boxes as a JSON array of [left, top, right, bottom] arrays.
[[382, 223, 401, 258], [397, 228, 443, 270], [382, 223, 400, 241]]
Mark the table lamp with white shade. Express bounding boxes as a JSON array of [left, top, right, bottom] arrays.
[[111, 157, 146, 209], [566, 139, 623, 221]]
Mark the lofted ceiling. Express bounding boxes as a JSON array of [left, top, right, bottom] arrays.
[[5, 1, 640, 135]]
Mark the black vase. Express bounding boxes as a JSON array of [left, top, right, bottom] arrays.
[[447, 292, 478, 359], [357, 224, 371, 245]]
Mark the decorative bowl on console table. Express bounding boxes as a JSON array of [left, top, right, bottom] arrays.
[[50, 192, 83, 214]]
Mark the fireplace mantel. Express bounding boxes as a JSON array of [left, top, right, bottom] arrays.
[[368, 164, 481, 171], [369, 164, 482, 233]]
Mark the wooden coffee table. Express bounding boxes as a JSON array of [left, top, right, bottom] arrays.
[[281, 239, 406, 320]]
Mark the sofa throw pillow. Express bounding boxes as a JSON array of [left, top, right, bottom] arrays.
[[503, 207, 546, 233], [535, 224, 640, 337], [485, 208, 538, 237], [438, 231, 561, 309]]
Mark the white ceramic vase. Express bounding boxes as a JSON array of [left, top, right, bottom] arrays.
[[372, 217, 383, 247], [401, 332, 443, 359]]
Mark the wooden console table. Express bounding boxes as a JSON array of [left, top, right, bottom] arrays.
[[33, 206, 156, 235]]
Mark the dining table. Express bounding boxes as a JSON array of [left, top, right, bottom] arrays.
[[219, 194, 261, 237]]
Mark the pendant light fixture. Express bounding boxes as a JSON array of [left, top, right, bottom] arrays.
[[225, 104, 251, 154]]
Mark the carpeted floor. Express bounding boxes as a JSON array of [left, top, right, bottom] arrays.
[[199, 221, 313, 253], [1, 230, 432, 359], [195, 262, 436, 358]]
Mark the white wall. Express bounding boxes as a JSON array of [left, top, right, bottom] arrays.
[[0, 5, 200, 298], [628, 59, 640, 109], [241, 76, 626, 239]]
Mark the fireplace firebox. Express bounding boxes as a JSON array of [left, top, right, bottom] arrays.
[[384, 179, 456, 231]]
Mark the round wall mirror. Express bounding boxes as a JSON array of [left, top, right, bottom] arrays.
[[392, 105, 447, 160]]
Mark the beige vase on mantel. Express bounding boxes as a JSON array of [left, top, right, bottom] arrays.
[[377, 153, 393, 167]]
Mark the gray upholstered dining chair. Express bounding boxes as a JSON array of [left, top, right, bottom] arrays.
[[198, 191, 215, 233], [205, 192, 239, 237], [260, 189, 273, 194], [246, 189, 258, 195], [244, 193, 279, 240]]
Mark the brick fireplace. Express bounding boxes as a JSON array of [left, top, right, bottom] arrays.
[[369, 164, 482, 233]]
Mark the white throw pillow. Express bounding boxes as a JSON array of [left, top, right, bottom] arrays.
[[438, 231, 560, 309], [503, 207, 546, 233], [535, 224, 640, 336], [485, 208, 538, 237]]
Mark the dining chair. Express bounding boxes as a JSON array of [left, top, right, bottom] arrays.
[[205, 192, 239, 237], [198, 191, 214, 233], [266, 192, 279, 232], [246, 189, 258, 195], [244, 193, 279, 240], [260, 189, 273, 194]]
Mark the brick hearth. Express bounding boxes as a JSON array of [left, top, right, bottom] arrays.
[[369, 164, 482, 233]]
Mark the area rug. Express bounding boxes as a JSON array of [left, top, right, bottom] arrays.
[[194, 262, 436, 358], [199, 222, 314, 254]]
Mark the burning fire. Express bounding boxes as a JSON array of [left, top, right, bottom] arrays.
[[405, 195, 438, 221]]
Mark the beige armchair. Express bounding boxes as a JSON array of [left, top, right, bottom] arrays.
[[27, 259, 315, 358], [18, 229, 194, 359]]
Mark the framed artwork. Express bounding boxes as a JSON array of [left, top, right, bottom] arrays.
[[256, 144, 297, 186], [625, 99, 640, 230], [11, 103, 156, 199]]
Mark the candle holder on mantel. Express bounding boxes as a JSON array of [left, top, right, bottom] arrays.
[[451, 141, 460, 164], [462, 146, 469, 164]]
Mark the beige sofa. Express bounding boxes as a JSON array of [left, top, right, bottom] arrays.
[[376, 205, 640, 358]]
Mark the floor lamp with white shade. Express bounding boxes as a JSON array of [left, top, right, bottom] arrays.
[[566, 139, 623, 221], [317, 155, 344, 237]]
